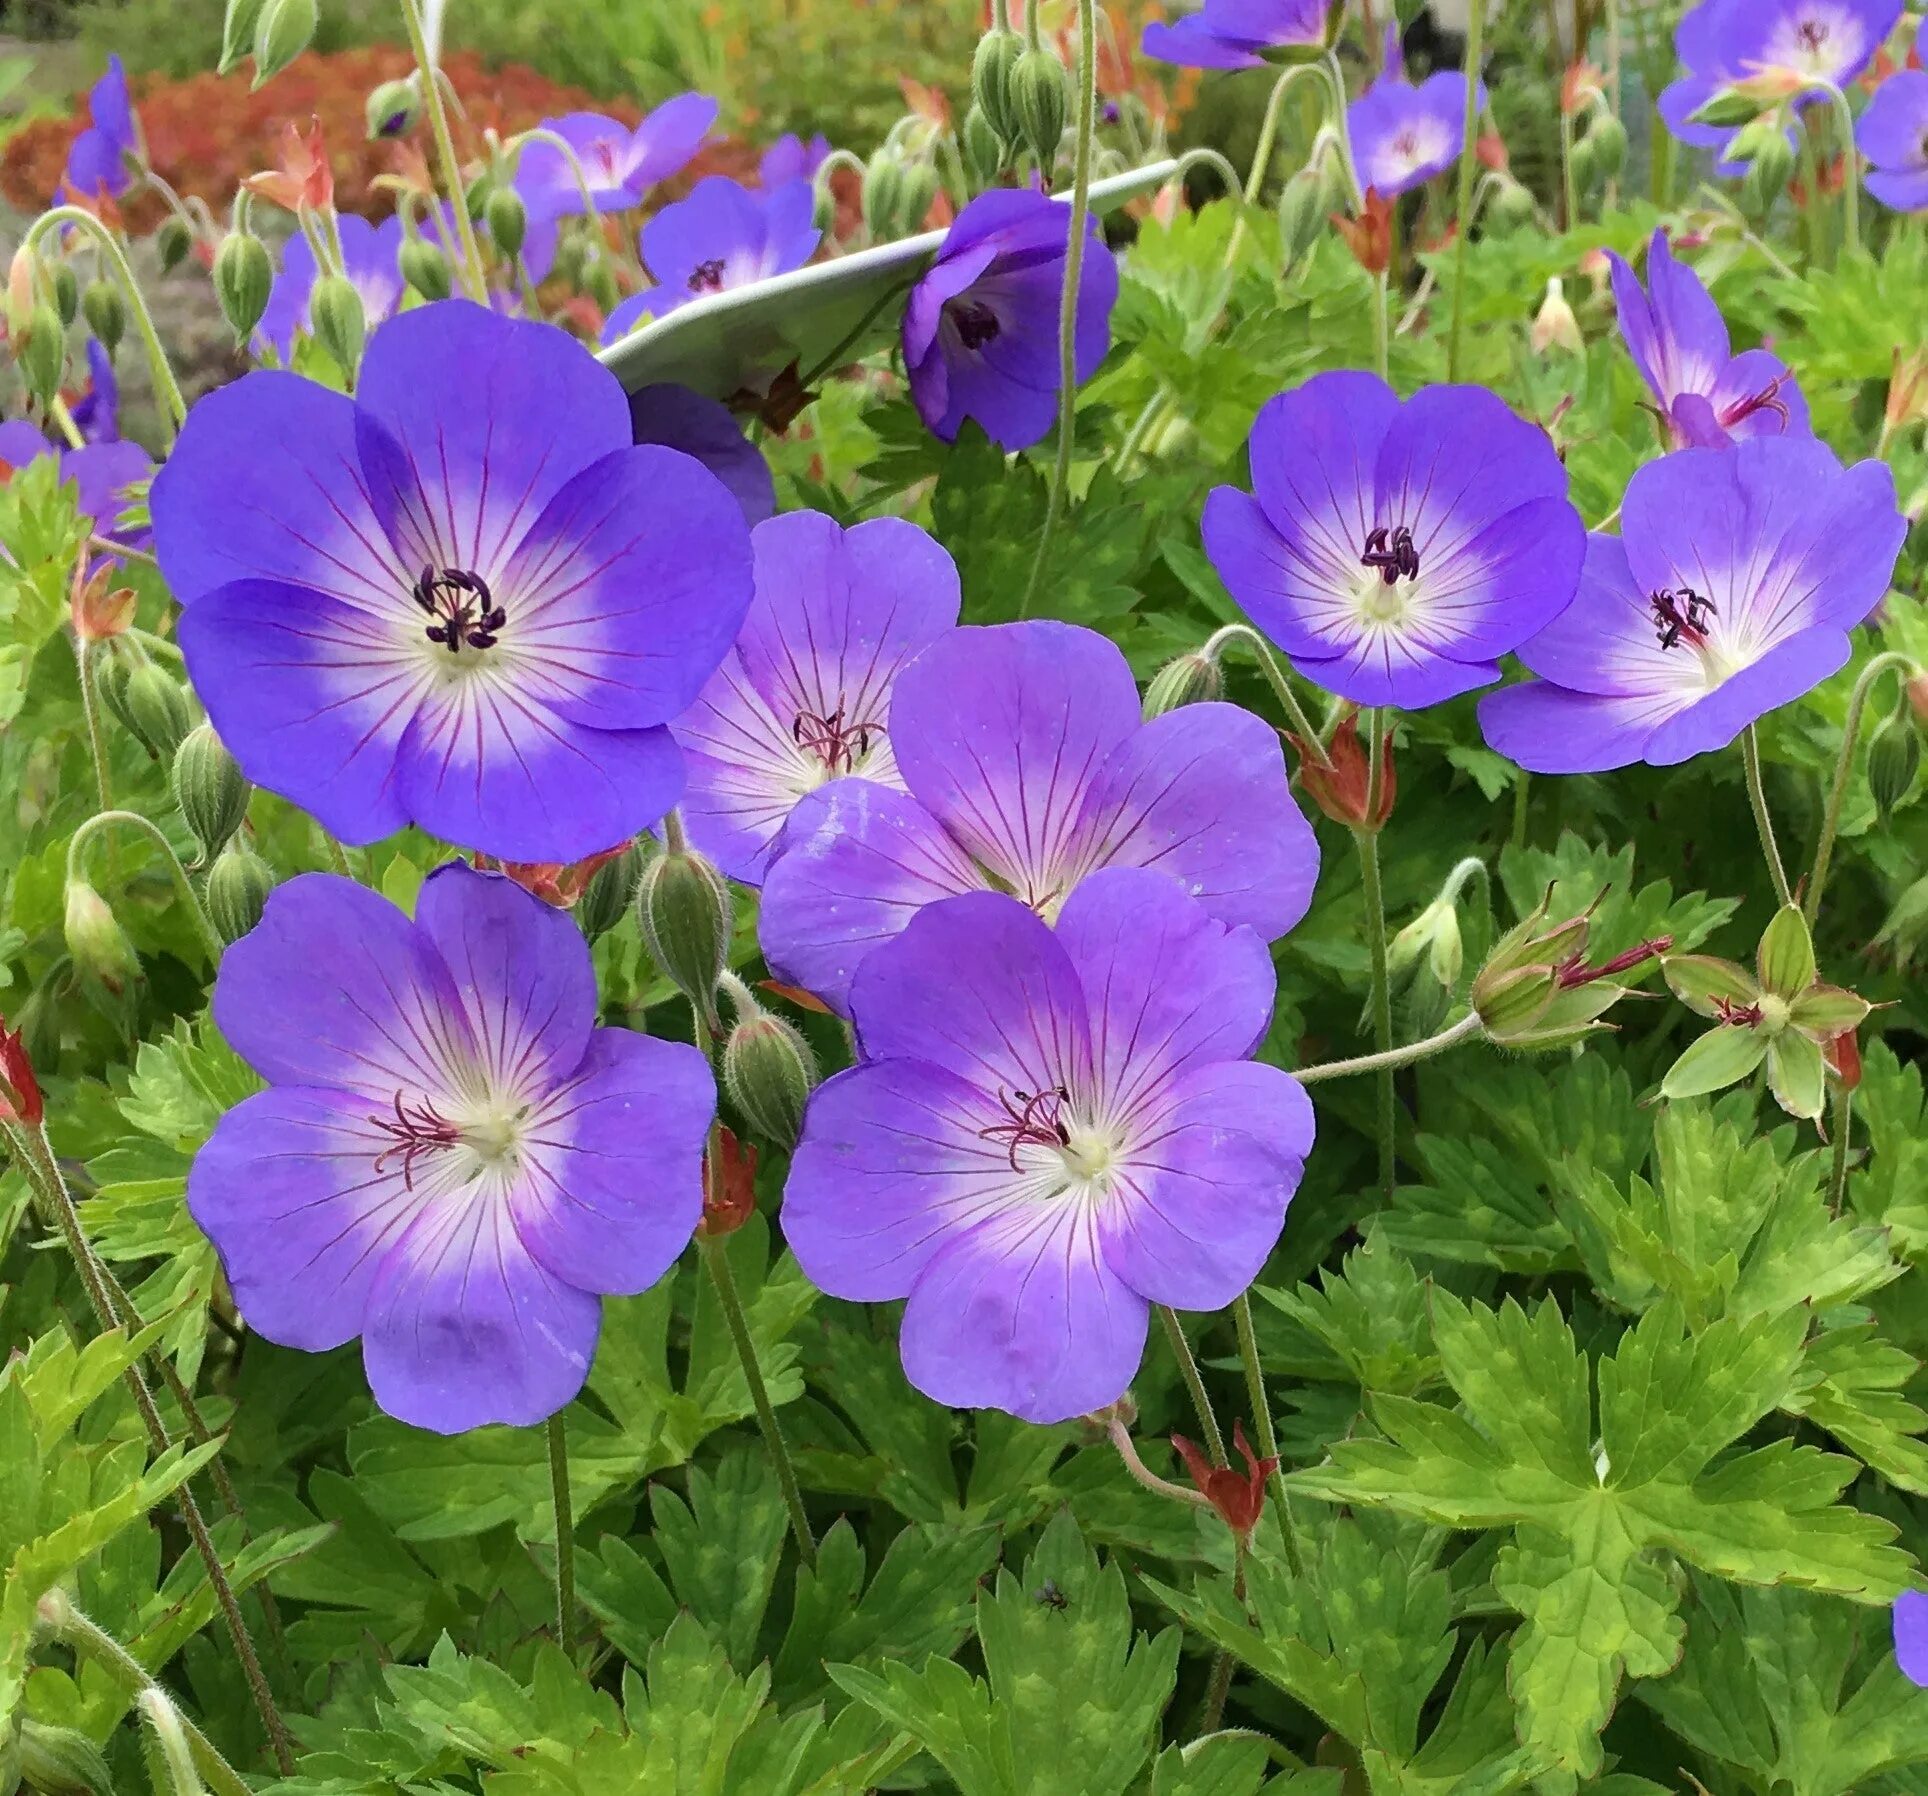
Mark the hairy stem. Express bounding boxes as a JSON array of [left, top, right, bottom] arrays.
[[399, 0, 488, 303], [67, 810, 225, 964], [1828, 1083, 1853, 1215], [1157, 1305, 1225, 1466], [547, 1412, 577, 1655], [1355, 712, 1396, 1197], [1742, 725, 1793, 909], [74, 637, 112, 817], [1295, 1011, 1482, 1084], [1806, 652, 1921, 925], [1202, 623, 1333, 767], [1232, 1292, 1301, 1575], [1445, 0, 1486, 379]]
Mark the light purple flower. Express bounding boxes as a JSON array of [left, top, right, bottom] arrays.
[[602, 176, 820, 341], [782, 868, 1313, 1424], [1858, 68, 1928, 210], [1608, 231, 1810, 450], [190, 864, 714, 1434], [0, 419, 151, 553], [1348, 49, 1481, 198], [69, 340, 119, 445], [151, 300, 754, 860], [258, 214, 405, 360], [674, 511, 960, 884], [629, 384, 774, 525], [1897, 1592, 1928, 1686], [902, 188, 1119, 452], [1141, 0, 1328, 71], [63, 55, 138, 201], [760, 132, 830, 188], [1202, 371, 1586, 710], [1478, 439, 1904, 773], [515, 98, 718, 220], [760, 619, 1319, 1013]]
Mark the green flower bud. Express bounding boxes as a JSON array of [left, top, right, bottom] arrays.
[[1469, 889, 1593, 1046], [1586, 113, 1628, 180], [1011, 45, 1069, 173], [1486, 174, 1537, 234], [862, 149, 905, 241], [1688, 87, 1765, 130], [18, 1718, 115, 1796], [895, 161, 940, 237], [577, 841, 645, 942], [309, 273, 366, 376], [365, 74, 423, 139], [1142, 651, 1225, 719], [584, 258, 621, 314], [19, 303, 65, 409], [972, 26, 1025, 143], [213, 231, 274, 341], [638, 843, 732, 1025], [486, 184, 529, 261], [51, 261, 79, 328], [1568, 127, 1603, 192], [1277, 165, 1330, 268], [1738, 125, 1796, 214], [172, 722, 252, 866], [1868, 696, 1921, 822], [220, 0, 267, 73], [81, 277, 125, 356], [206, 843, 276, 944], [120, 658, 196, 759], [157, 216, 195, 274], [723, 1008, 820, 1148], [66, 879, 139, 994], [962, 104, 1006, 187], [252, 0, 318, 86], [463, 172, 493, 222], [1389, 896, 1463, 991], [399, 235, 454, 302], [551, 234, 588, 288]]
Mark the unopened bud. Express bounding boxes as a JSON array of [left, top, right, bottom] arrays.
[[1390, 897, 1464, 991], [1291, 713, 1395, 832], [309, 273, 366, 375], [51, 262, 79, 328], [962, 104, 1006, 187], [896, 161, 940, 236], [638, 842, 732, 1026], [0, 1020, 44, 1126], [214, 231, 274, 341], [1569, 128, 1603, 192], [583, 257, 620, 315], [862, 149, 905, 240], [1689, 85, 1769, 130], [1586, 113, 1627, 180], [138, 1687, 206, 1796], [1486, 174, 1537, 234], [365, 74, 423, 140], [723, 1006, 820, 1148], [80, 276, 125, 356], [1011, 45, 1069, 172], [157, 215, 195, 274], [1278, 165, 1330, 268], [1869, 697, 1922, 822], [972, 26, 1024, 143], [399, 234, 454, 301], [20, 302, 65, 408], [1143, 650, 1225, 718], [71, 565, 135, 644], [486, 184, 528, 261], [252, 0, 318, 85], [1530, 277, 1582, 355], [66, 879, 139, 993], [576, 839, 644, 942], [119, 658, 196, 759], [206, 842, 276, 943], [172, 722, 252, 866], [18, 1719, 116, 1796]]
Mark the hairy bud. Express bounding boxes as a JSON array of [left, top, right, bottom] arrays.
[[119, 658, 196, 759], [66, 879, 139, 994], [1142, 650, 1225, 718], [309, 273, 366, 374], [962, 104, 1006, 186], [1389, 896, 1464, 992], [638, 842, 732, 1027], [252, 0, 318, 86], [1586, 113, 1628, 180], [365, 74, 423, 139], [576, 839, 645, 942], [400, 234, 455, 301], [19, 303, 65, 409], [206, 842, 276, 943], [80, 276, 125, 356], [213, 231, 274, 341], [1869, 695, 1922, 822], [972, 26, 1025, 143], [156, 215, 195, 273], [723, 1007, 820, 1148], [862, 149, 904, 241], [583, 257, 620, 315], [486, 184, 529, 261], [50, 262, 79, 329], [1011, 45, 1069, 173], [1290, 713, 1395, 833], [1278, 164, 1330, 268], [19, 1719, 116, 1796], [1737, 121, 1796, 213], [172, 722, 253, 866]]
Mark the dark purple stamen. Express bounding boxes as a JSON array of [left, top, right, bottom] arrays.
[[977, 1085, 1071, 1171], [1558, 935, 1673, 988], [1797, 19, 1830, 50], [1715, 996, 1766, 1027], [950, 299, 1002, 351], [688, 258, 728, 293], [369, 1092, 463, 1189], [1720, 373, 1792, 432], [793, 704, 883, 774], [1360, 525, 1420, 585], [1650, 586, 1716, 652], [413, 566, 506, 654]]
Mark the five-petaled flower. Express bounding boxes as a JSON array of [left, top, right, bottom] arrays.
[[1857, 61, 1928, 209], [1203, 371, 1587, 710], [189, 864, 715, 1433], [760, 618, 1319, 1014], [1347, 30, 1483, 198], [1173, 1422, 1279, 1542], [781, 869, 1314, 1424], [514, 97, 718, 220], [152, 300, 755, 861], [1140, 0, 1329, 70], [63, 55, 140, 203]]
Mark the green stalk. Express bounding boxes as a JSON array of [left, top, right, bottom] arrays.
[[66, 810, 225, 964], [1232, 1293, 1301, 1575], [547, 1413, 577, 1655], [1820, 80, 1862, 258], [1827, 1084, 1853, 1215], [1295, 1011, 1482, 1084], [74, 638, 112, 817], [1805, 652, 1921, 925], [1742, 725, 1793, 909], [1354, 710, 1396, 1199], [1157, 1305, 1225, 1466], [1445, 0, 1487, 379], [399, 0, 489, 303], [1202, 623, 1333, 765]]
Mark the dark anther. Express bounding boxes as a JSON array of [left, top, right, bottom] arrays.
[[688, 257, 728, 293], [1715, 995, 1766, 1028], [949, 299, 1002, 351], [792, 705, 884, 775], [369, 1092, 464, 1189], [1797, 19, 1830, 50], [413, 566, 507, 655], [977, 1085, 1072, 1171], [1649, 586, 1717, 651], [1721, 373, 1792, 433], [1360, 525, 1420, 586]]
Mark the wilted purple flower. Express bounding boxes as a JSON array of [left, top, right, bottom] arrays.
[[0, 419, 151, 552], [1203, 371, 1585, 709], [1897, 1592, 1928, 1686], [783, 869, 1312, 1423], [1608, 232, 1810, 450], [760, 619, 1319, 1012], [902, 188, 1119, 451], [1348, 37, 1481, 198], [629, 384, 774, 525], [64, 55, 138, 201], [674, 510, 960, 883], [760, 131, 830, 188], [1478, 439, 1904, 773], [515, 96, 717, 220], [602, 176, 820, 341], [68, 340, 119, 445], [152, 300, 753, 860], [1141, 0, 1328, 70], [190, 864, 714, 1434], [257, 214, 405, 360], [1858, 67, 1928, 209]]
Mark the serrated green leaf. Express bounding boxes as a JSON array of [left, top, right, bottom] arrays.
[[652, 1443, 787, 1669]]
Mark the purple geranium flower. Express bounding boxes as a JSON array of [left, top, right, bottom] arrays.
[[1141, 0, 1328, 70], [602, 176, 820, 341], [68, 340, 119, 445], [190, 864, 714, 1433], [1608, 231, 1810, 449], [760, 131, 830, 188], [1202, 371, 1586, 709], [902, 188, 1119, 452], [760, 618, 1319, 1013], [63, 55, 139, 201], [257, 214, 405, 360], [673, 510, 961, 884], [1478, 439, 1904, 773], [516, 97, 718, 220], [783, 868, 1313, 1423], [1858, 67, 1928, 209], [0, 419, 152, 553], [1898, 1592, 1928, 1686], [151, 300, 754, 860], [1348, 35, 1481, 198], [629, 384, 774, 525]]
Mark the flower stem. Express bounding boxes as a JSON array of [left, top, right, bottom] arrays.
[[1295, 1011, 1482, 1085], [1373, 270, 1391, 382], [67, 810, 225, 964], [1017, 0, 1098, 619], [1202, 623, 1333, 766], [1231, 1291, 1301, 1576], [1741, 724, 1793, 909], [1805, 652, 1921, 925], [546, 1412, 576, 1655], [1225, 67, 1310, 268], [1820, 79, 1862, 257], [23, 208, 187, 438], [399, 0, 489, 304], [74, 638, 112, 816], [1104, 1416, 1212, 1510], [1445, 0, 1486, 380], [1828, 1083, 1853, 1215], [1157, 1305, 1225, 1466], [1354, 711, 1396, 1198]]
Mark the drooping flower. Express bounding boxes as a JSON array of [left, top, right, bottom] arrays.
[[602, 176, 820, 341], [1347, 35, 1483, 198], [1897, 1591, 1928, 1687], [902, 188, 1120, 451], [515, 97, 718, 220], [1477, 439, 1904, 773], [1141, 0, 1328, 71], [759, 131, 830, 188], [1857, 66, 1928, 208], [1202, 371, 1586, 709], [256, 214, 405, 359], [781, 869, 1314, 1424], [151, 300, 755, 860], [190, 864, 714, 1434], [63, 56, 139, 202], [0, 419, 151, 552], [629, 384, 774, 524], [673, 510, 961, 884], [760, 619, 1319, 1012], [1607, 230, 1810, 449]]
